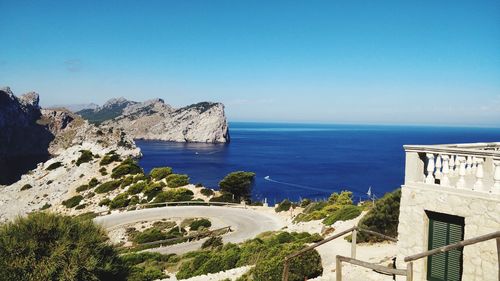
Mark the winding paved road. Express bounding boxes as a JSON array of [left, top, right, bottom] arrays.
[[94, 206, 285, 254]]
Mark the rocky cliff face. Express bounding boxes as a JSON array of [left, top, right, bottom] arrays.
[[0, 87, 54, 184], [79, 98, 230, 143]]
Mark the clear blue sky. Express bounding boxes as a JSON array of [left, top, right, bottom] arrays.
[[1, 0, 499, 126]]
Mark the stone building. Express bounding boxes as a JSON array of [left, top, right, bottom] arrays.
[[396, 143, 500, 281]]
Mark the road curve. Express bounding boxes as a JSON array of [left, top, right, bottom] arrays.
[[94, 206, 285, 254]]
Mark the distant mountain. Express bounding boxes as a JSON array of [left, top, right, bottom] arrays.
[[76, 97, 137, 124], [76, 97, 230, 143], [47, 103, 99, 112]]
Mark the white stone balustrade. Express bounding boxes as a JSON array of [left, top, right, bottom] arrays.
[[404, 142, 500, 195]]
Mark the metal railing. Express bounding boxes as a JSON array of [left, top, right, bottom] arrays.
[[282, 226, 398, 281], [96, 201, 245, 216]]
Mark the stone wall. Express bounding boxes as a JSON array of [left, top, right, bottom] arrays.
[[396, 184, 500, 281]]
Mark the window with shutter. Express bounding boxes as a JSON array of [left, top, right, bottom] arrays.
[[426, 211, 464, 281]]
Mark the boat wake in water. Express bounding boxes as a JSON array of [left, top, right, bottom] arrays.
[[263, 176, 329, 194]]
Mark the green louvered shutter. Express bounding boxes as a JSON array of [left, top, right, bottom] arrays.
[[427, 212, 464, 281]]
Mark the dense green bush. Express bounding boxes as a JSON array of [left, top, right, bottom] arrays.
[[189, 218, 211, 231], [62, 195, 84, 208], [275, 199, 292, 212], [46, 161, 63, 170], [99, 198, 112, 206], [219, 171, 255, 201], [99, 167, 108, 176], [150, 167, 173, 180], [166, 174, 189, 188], [121, 176, 134, 188], [355, 189, 401, 243], [152, 188, 194, 203], [20, 184, 32, 191], [76, 184, 91, 193], [294, 191, 356, 223], [128, 182, 147, 194], [0, 213, 127, 281], [322, 205, 362, 225], [89, 177, 100, 188], [120, 252, 175, 281], [75, 203, 87, 210], [95, 180, 122, 194], [111, 158, 143, 179], [76, 150, 94, 166], [100, 153, 121, 166], [176, 231, 322, 281], [110, 193, 131, 209], [143, 182, 165, 201], [200, 188, 214, 197], [300, 198, 312, 208]]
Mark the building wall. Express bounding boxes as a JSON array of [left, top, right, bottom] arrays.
[[396, 184, 500, 281]]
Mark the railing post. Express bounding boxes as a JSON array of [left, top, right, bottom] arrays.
[[351, 228, 357, 259], [493, 160, 500, 194], [425, 153, 435, 184], [406, 262, 413, 281], [282, 258, 289, 281], [441, 155, 450, 186], [336, 255, 342, 281], [456, 156, 467, 189], [473, 157, 485, 191]]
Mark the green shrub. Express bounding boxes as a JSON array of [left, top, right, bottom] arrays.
[[176, 231, 322, 281], [99, 198, 111, 206], [133, 174, 148, 183], [143, 182, 165, 201], [0, 213, 127, 281], [195, 183, 203, 188], [95, 180, 121, 194], [201, 236, 223, 249], [76, 150, 93, 166], [219, 171, 255, 201], [99, 153, 121, 166], [46, 161, 62, 170], [99, 167, 108, 176], [355, 189, 401, 243], [76, 184, 90, 192], [152, 188, 194, 203], [88, 177, 100, 188], [166, 174, 189, 188], [322, 205, 362, 225], [128, 182, 147, 194], [328, 191, 353, 206], [110, 193, 130, 209], [121, 176, 134, 188], [300, 198, 311, 208], [132, 228, 168, 244], [111, 158, 142, 179], [275, 199, 292, 212], [200, 188, 214, 197], [149, 167, 173, 180], [20, 184, 32, 191], [62, 195, 84, 208], [189, 218, 211, 231]]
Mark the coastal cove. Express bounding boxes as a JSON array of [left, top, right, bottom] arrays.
[[137, 122, 500, 204]]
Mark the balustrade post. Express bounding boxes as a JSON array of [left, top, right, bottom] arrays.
[[473, 158, 485, 192], [493, 160, 500, 195], [435, 155, 442, 179], [466, 156, 473, 174], [456, 156, 467, 189], [441, 155, 450, 186], [449, 155, 456, 175], [425, 153, 435, 184]]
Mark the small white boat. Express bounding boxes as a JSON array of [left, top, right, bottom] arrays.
[[264, 176, 270, 180]]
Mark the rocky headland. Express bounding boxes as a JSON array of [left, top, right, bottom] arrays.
[[77, 97, 230, 143]]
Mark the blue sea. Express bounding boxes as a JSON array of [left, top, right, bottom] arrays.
[[137, 123, 500, 204]]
